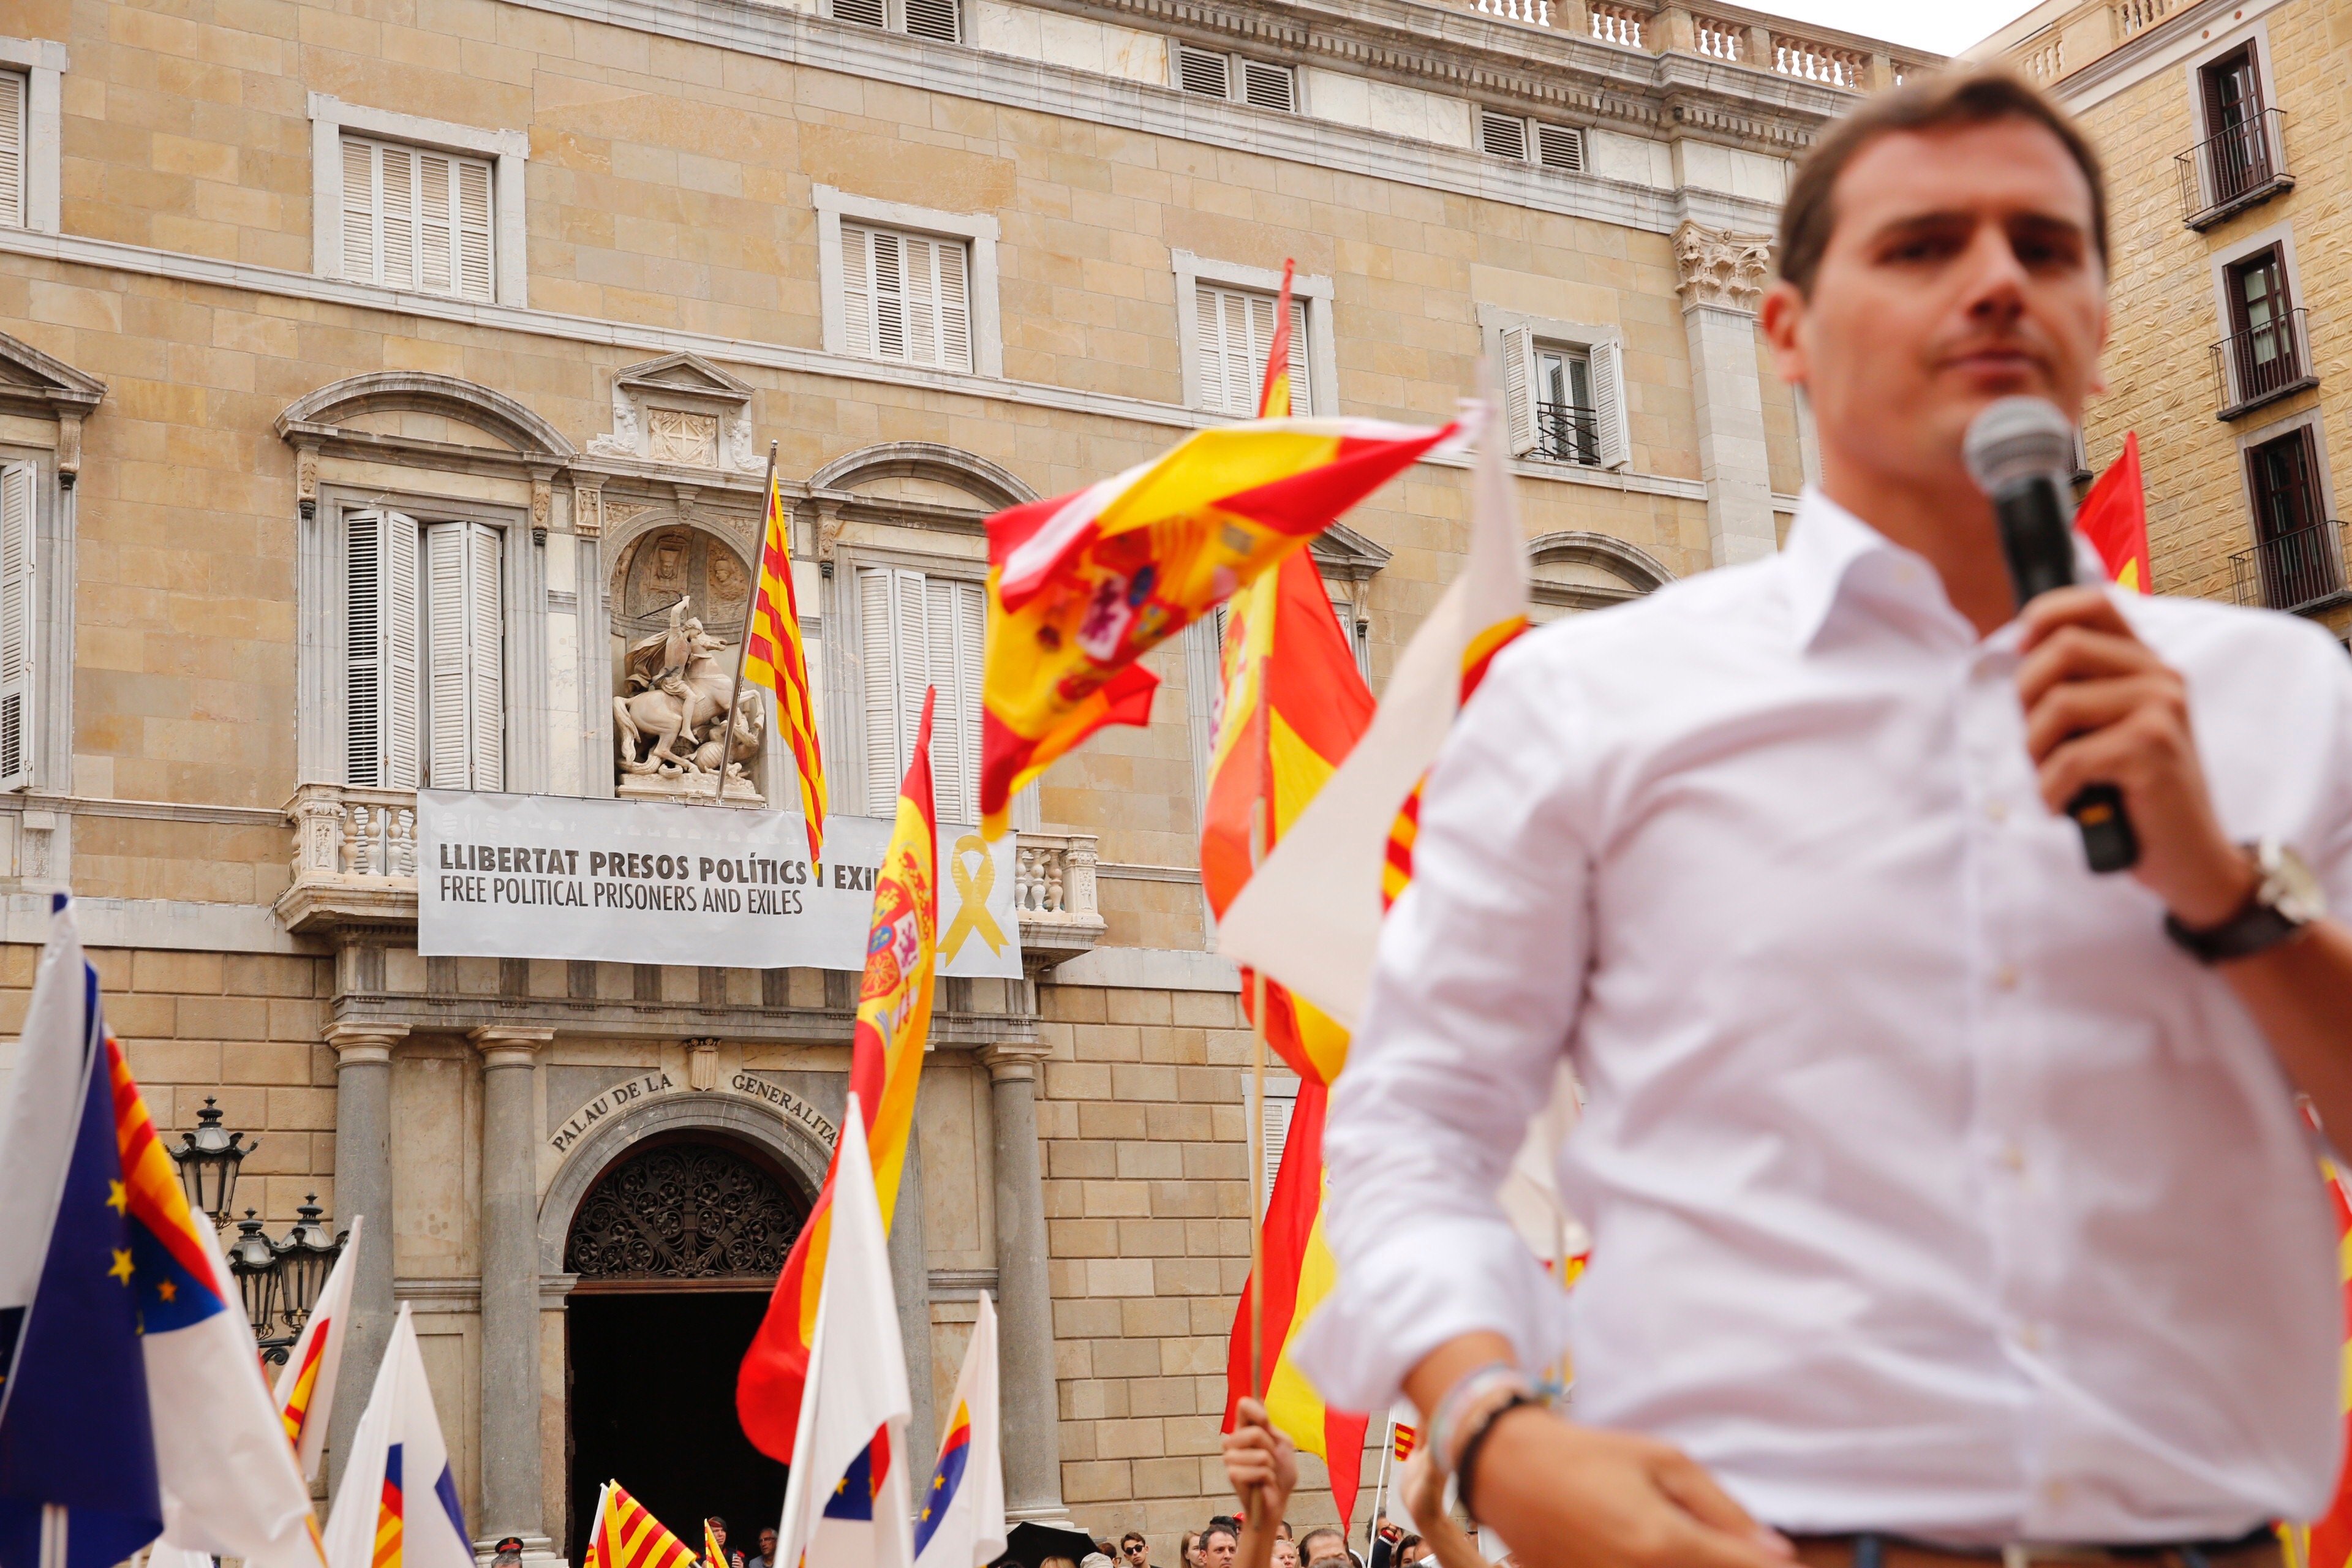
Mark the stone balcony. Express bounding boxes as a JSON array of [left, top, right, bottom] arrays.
[[274, 782, 1104, 971]]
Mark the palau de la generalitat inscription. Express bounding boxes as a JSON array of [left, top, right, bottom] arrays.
[[548, 1069, 840, 1156]]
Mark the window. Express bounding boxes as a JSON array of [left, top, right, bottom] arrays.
[[2223, 246, 2303, 405], [1535, 122, 1585, 172], [1259, 1077, 1299, 1216], [856, 565, 984, 823], [345, 510, 504, 790], [1174, 45, 1293, 112], [1479, 110, 1528, 161], [2244, 428, 2340, 609], [0, 71, 22, 230], [339, 135, 494, 303], [1195, 285, 1309, 418], [0, 461, 31, 788], [840, 224, 973, 374], [828, 0, 959, 42], [2199, 46, 2272, 206], [1480, 112, 1585, 171], [1499, 323, 1627, 469]]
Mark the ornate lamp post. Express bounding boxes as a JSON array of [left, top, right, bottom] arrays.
[[226, 1210, 287, 1358], [273, 1196, 344, 1341], [167, 1098, 254, 1226]]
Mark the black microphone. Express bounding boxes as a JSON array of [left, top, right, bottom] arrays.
[[1962, 396, 2140, 875]]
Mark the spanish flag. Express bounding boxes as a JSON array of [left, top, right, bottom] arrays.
[[744, 467, 828, 859], [2283, 1158, 2352, 1568], [738, 690, 940, 1462], [979, 413, 1468, 838], [2076, 430, 2150, 593], [579, 1483, 698, 1568]]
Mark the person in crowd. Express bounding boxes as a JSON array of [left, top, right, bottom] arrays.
[[1201, 1523, 1240, 1568], [1181, 1531, 1204, 1568], [745, 1528, 776, 1568], [1295, 1529, 1344, 1566], [491, 1537, 524, 1568], [703, 1518, 743, 1568], [1120, 1532, 1150, 1568], [1270, 1537, 1298, 1568]]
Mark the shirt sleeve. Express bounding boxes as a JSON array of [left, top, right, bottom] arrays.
[[1291, 641, 1594, 1412]]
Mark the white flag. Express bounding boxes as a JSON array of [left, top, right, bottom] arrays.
[[322, 1303, 473, 1568], [774, 1095, 914, 1568], [1216, 394, 1531, 1028], [274, 1213, 363, 1483], [911, 1292, 1005, 1568]]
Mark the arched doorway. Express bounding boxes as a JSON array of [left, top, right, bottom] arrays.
[[564, 1133, 806, 1562]]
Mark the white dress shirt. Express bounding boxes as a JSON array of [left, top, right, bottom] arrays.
[[1296, 489, 2351, 1545]]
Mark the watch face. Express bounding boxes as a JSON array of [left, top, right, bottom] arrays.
[[2265, 842, 2329, 925]]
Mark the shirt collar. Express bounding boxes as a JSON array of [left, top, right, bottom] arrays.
[[1779, 485, 2111, 652]]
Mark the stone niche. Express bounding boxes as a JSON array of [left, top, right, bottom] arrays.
[[608, 522, 765, 803], [587, 352, 762, 474]]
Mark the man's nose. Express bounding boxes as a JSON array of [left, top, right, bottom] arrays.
[[1958, 224, 2030, 322]]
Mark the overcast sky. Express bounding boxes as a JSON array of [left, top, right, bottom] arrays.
[[1758, 0, 2040, 56]]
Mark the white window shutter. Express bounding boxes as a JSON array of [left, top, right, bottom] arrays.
[[0, 463, 34, 791], [464, 522, 503, 791], [1501, 324, 1538, 456], [1195, 286, 1227, 412], [858, 564, 907, 812], [0, 72, 23, 231], [418, 153, 454, 294], [953, 580, 984, 823], [384, 512, 421, 788], [455, 157, 494, 301], [872, 230, 908, 361], [892, 567, 928, 793], [919, 578, 984, 823], [1259, 1085, 1295, 1215], [903, 235, 939, 368], [1221, 290, 1254, 415], [380, 142, 417, 290], [1590, 338, 1630, 469], [1286, 295, 1310, 415], [344, 510, 383, 786], [843, 224, 874, 358], [424, 522, 468, 788], [937, 241, 971, 373], [340, 137, 377, 282]]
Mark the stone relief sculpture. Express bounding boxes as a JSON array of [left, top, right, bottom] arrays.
[[613, 597, 764, 802]]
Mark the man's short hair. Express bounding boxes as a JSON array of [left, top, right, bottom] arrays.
[[1777, 66, 2107, 298], [1201, 1524, 1240, 1547], [1297, 1529, 1345, 1560], [1121, 1535, 1147, 1550]]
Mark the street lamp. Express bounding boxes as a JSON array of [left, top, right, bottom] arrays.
[[226, 1210, 287, 1358], [167, 1098, 254, 1226], [225, 1196, 349, 1363], [274, 1196, 343, 1340]]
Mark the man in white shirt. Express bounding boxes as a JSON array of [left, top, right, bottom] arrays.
[[1296, 67, 2352, 1568]]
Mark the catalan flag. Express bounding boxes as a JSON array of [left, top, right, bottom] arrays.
[[579, 1482, 698, 1568], [978, 413, 1469, 838], [0, 893, 321, 1568], [740, 690, 940, 1463], [744, 466, 828, 860], [2077, 430, 2150, 594], [1391, 1423, 1416, 1462]]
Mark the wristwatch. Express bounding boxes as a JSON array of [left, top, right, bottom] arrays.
[[2163, 839, 2327, 963]]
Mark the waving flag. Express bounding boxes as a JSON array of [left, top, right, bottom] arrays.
[[580, 1481, 697, 1568], [320, 1304, 467, 1568], [2077, 430, 2149, 592], [276, 1215, 362, 1482], [741, 691, 940, 1463], [2285, 1158, 2352, 1568], [913, 1293, 1005, 1568], [745, 466, 829, 859], [0, 893, 320, 1568], [772, 1096, 914, 1568], [979, 413, 1471, 837]]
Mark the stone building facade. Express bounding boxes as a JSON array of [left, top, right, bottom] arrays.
[[1981, 0, 2352, 638], [0, 0, 1923, 1549]]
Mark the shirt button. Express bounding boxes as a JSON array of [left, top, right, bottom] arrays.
[[2043, 1480, 2068, 1506], [2000, 1142, 2026, 1174], [1984, 799, 2008, 824], [2015, 1321, 2043, 1352], [1993, 965, 2019, 991]]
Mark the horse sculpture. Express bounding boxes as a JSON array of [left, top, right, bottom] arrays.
[[615, 602, 742, 776]]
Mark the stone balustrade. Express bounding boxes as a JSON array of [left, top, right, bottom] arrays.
[[1012, 830, 1106, 973], [1462, 0, 1917, 92], [278, 782, 422, 933]]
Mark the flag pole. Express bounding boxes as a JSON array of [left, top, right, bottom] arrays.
[[1248, 791, 1268, 1406], [710, 439, 779, 805], [1365, 1415, 1396, 1553]]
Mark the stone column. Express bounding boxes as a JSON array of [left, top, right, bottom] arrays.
[[889, 1124, 935, 1458], [981, 1041, 1063, 1520], [472, 1025, 556, 1558], [1672, 221, 1781, 567], [324, 1020, 407, 1496]]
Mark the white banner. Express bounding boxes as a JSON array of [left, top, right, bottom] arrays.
[[415, 791, 1022, 976]]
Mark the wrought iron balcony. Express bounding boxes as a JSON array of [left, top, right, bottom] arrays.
[[2176, 108, 2292, 230], [2230, 519, 2348, 614], [2210, 307, 2315, 420], [1535, 400, 1600, 467]]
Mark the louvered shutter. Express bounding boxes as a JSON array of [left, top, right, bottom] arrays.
[[464, 522, 504, 790], [872, 230, 908, 361], [903, 235, 940, 368], [833, 0, 887, 26], [423, 521, 502, 789], [843, 224, 874, 358], [345, 510, 421, 788], [892, 568, 929, 796], [1221, 290, 1254, 414], [1259, 1084, 1296, 1216], [1284, 295, 1310, 415], [1501, 325, 1539, 455], [455, 157, 494, 301], [1195, 287, 1229, 412], [1534, 123, 1585, 172], [1590, 338, 1630, 470], [0, 72, 23, 231], [922, 578, 984, 823], [1480, 111, 1528, 161], [859, 566, 899, 812], [418, 153, 454, 294], [1239, 61, 1294, 113], [1177, 45, 1231, 99], [935, 241, 971, 373], [385, 513, 421, 788], [340, 137, 377, 282], [381, 142, 417, 290], [903, 0, 960, 42], [0, 463, 33, 791]]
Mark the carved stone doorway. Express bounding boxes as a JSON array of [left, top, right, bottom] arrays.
[[562, 1134, 807, 1562]]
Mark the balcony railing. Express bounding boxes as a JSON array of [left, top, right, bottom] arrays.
[[2176, 108, 2293, 229], [2230, 520, 2348, 614], [2209, 306, 2315, 419], [1012, 831, 1107, 971], [1535, 400, 1600, 467]]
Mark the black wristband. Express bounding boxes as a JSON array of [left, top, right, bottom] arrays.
[[1453, 1389, 1540, 1525]]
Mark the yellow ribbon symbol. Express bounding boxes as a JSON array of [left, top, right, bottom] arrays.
[[942, 833, 1008, 960]]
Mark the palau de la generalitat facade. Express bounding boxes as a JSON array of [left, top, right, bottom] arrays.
[[0, 0, 1923, 1547]]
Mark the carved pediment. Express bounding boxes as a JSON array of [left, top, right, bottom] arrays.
[[0, 330, 106, 420], [590, 353, 760, 473], [1308, 520, 1392, 584]]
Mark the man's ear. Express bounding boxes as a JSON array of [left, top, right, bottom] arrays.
[[1758, 280, 1808, 390]]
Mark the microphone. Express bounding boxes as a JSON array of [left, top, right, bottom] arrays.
[[1962, 396, 2140, 875]]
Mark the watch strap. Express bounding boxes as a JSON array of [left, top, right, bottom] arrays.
[[2164, 900, 2301, 963]]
